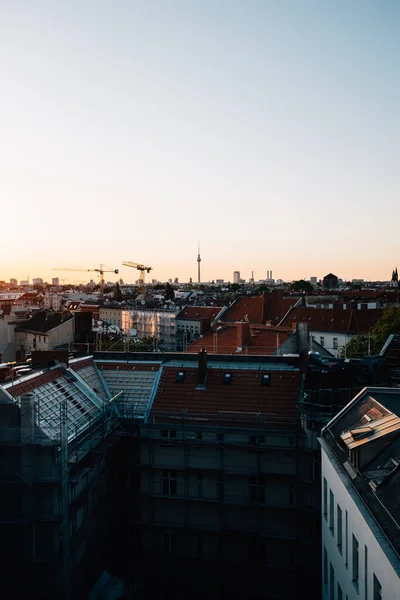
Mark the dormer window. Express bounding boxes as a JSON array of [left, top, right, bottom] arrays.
[[176, 371, 185, 383], [262, 374, 271, 386], [223, 373, 232, 385]]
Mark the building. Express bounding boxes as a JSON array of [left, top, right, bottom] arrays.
[[188, 322, 333, 358], [10, 278, 17, 286], [319, 387, 400, 600], [32, 278, 43, 286], [99, 306, 122, 329], [14, 311, 75, 359], [43, 293, 63, 311], [0, 355, 117, 600], [323, 273, 339, 290], [233, 271, 240, 284], [52, 277, 60, 286], [2, 342, 400, 600], [279, 307, 382, 357], [122, 308, 177, 350], [175, 306, 223, 350]]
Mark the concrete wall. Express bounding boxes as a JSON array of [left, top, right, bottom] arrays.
[[0, 320, 16, 361], [321, 443, 400, 600]]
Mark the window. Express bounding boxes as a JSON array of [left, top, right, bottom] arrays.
[[338, 583, 343, 600], [223, 373, 232, 385], [329, 490, 334, 535], [216, 432, 224, 442], [162, 470, 177, 496], [330, 563, 335, 600], [364, 546, 368, 600], [196, 472, 203, 498], [345, 510, 349, 568], [323, 478, 328, 521], [175, 371, 185, 383], [262, 374, 271, 386], [333, 337, 338, 350], [352, 534, 359, 588], [163, 531, 177, 553], [196, 432, 203, 441], [323, 547, 328, 585], [320, 336, 325, 347], [161, 430, 176, 439], [373, 574, 382, 600], [249, 477, 266, 503], [337, 504, 343, 553]]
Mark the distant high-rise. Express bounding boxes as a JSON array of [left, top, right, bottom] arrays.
[[197, 242, 201, 283], [233, 271, 240, 284], [52, 277, 60, 286]]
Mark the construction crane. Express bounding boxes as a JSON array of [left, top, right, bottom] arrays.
[[122, 261, 153, 296], [53, 264, 119, 296]]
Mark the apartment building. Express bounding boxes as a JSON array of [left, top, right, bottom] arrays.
[[319, 388, 400, 600], [122, 308, 177, 350]]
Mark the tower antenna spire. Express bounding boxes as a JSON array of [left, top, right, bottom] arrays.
[[197, 241, 201, 284]]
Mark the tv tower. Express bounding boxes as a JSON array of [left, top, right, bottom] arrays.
[[197, 242, 201, 284]]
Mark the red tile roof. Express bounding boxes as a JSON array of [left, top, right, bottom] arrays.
[[222, 292, 300, 326], [187, 323, 292, 356], [6, 368, 63, 398], [279, 308, 382, 334], [150, 366, 301, 429], [176, 306, 223, 321]]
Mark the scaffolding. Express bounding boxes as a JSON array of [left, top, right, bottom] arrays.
[[121, 406, 320, 600], [0, 386, 119, 600]]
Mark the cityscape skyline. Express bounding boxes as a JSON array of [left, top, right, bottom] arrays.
[[1, 1, 399, 286]]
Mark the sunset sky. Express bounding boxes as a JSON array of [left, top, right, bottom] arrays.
[[1, 1, 399, 285]]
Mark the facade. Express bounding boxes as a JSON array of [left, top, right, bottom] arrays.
[[15, 312, 75, 357], [175, 306, 223, 351], [279, 307, 382, 357], [122, 308, 177, 350], [43, 293, 63, 311], [319, 388, 400, 600], [99, 306, 122, 329]]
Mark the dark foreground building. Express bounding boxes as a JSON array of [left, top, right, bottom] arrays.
[[1, 335, 399, 599]]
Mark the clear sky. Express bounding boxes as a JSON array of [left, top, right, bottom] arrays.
[[1, 1, 399, 284]]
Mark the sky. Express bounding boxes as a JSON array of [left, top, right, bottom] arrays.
[[1, 0, 399, 285]]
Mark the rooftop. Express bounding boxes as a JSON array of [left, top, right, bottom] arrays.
[[320, 387, 400, 561]]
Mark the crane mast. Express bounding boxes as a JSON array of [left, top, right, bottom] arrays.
[[122, 261, 153, 297]]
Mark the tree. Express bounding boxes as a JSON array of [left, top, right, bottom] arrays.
[[113, 281, 122, 302], [290, 280, 313, 293], [340, 335, 375, 359], [164, 282, 175, 302], [340, 306, 400, 358], [372, 306, 400, 352]]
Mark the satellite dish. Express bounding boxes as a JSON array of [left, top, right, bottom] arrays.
[[141, 300, 146, 305], [130, 329, 137, 337]]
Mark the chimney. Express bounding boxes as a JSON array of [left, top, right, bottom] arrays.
[[237, 322, 251, 351], [198, 348, 208, 386], [296, 323, 309, 354]]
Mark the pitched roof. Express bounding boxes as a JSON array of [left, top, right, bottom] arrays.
[[150, 365, 301, 429], [176, 306, 223, 321], [15, 311, 73, 333], [279, 308, 382, 334], [222, 292, 299, 326], [187, 323, 292, 355]]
